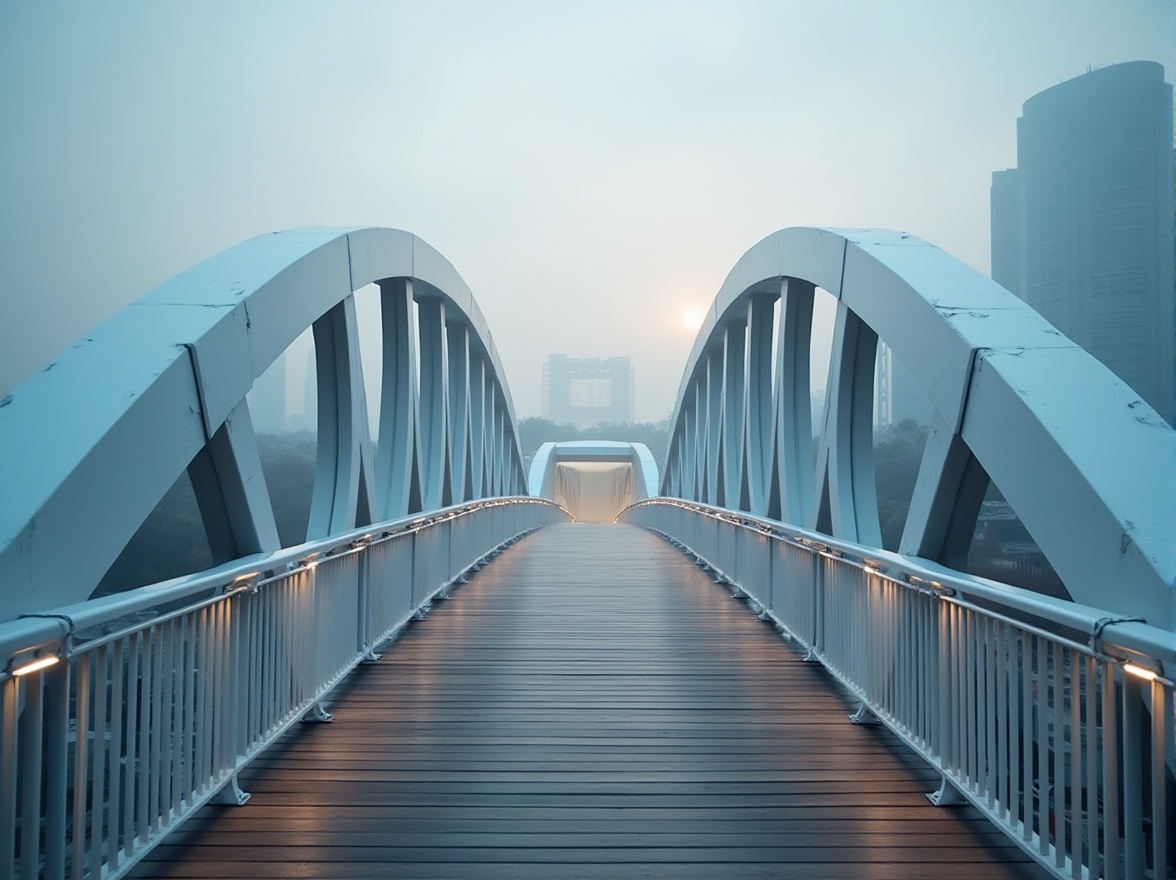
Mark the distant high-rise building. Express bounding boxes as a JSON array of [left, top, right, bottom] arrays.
[[991, 61, 1175, 423], [875, 343, 932, 428], [542, 354, 634, 427], [249, 352, 290, 433]]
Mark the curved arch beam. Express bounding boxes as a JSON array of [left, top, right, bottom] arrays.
[[663, 227, 1175, 626], [0, 228, 527, 619]]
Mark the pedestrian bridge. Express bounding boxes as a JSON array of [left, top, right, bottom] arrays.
[[0, 227, 1172, 880]]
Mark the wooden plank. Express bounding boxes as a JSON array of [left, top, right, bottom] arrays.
[[129, 523, 1049, 879]]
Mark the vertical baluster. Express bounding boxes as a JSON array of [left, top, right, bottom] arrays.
[[1102, 665, 1121, 880], [1069, 649, 1081, 878], [148, 621, 164, 837], [972, 612, 982, 794], [1150, 679, 1169, 880], [281, 579, 294, 716], [949, 601, 960, 773], [900, 589, 911, 732], [174, 616, 188, 815], [1084, 656, 1100, 880], [161, 620, 177, 825], [1051, 641, 1065, 868], [88, 646, 108, 874], [1034, 636, 1049, 855], [122, 633, 141, 859], [246, 592, 260, 747], [1024, 634, 1037, 845], [229, 595, 245, 770], [918, 593, 926, 740], [1122, 669, 1145, 878], [994, 619, 1007, 819], [18, 672, 43, 880], [938, 601, 949, 769], [195, 606, 211, 795], [43, 658, 70, 880], [1008, 625, 1021, 833], [71, 652, 90, 880], [182, 615, 196, 810], [107, 639, 124, 871], [985, 617, 996, 810], [0, 677, 20, 879], [265, 588, 277, 735]]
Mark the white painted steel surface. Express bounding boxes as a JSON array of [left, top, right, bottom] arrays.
[[0, 228, 529, 620], [0, 497, 567, 880], [527, 441, 660, 499], [621, 498, 1175, 880], [660, 227, 1175, 628]]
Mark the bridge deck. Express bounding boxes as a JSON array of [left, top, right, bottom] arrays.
[[131, 523, 1048, 880]]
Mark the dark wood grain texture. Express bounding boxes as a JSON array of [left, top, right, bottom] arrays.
[[130, 523, 1049, 880]]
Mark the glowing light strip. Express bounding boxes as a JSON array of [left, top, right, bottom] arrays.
[[12, 654, 60, 677]]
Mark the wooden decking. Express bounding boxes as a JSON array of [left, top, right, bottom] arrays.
[[130, 523, 1049, 880]]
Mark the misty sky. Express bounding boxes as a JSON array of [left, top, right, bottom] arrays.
[[1, 1, 1172, 422]]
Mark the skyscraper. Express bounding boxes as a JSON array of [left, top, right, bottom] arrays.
[[542, 355, 634, 428], [991, 61, 1175, 424]]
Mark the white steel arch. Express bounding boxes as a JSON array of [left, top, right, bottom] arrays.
[[0, 228, 528, 620], [662, 227, 1175, 627]]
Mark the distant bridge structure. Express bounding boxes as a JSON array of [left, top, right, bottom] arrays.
[[527, 440, 659, 522], [0, 227, 1172, 880]]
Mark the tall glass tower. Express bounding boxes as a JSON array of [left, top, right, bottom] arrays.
[[991, 61, 1175, 424]]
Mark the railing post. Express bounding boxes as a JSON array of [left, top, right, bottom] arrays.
[[0, 677, 16, 879], [808, 550, 824, 659], [44, 658, 71, 880], [19, 668, 44, 879], [1121, 671, 1144, 879], [1149, 678, 1169, 880], [358, 545, 377, 660]]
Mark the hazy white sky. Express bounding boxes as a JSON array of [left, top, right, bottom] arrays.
[[1, 1, 1172, 421]]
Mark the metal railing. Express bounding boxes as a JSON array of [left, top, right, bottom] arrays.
[[621, 498, 1174, 880], [0, 497, 567, 880]]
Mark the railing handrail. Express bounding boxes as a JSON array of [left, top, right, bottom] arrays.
[[624, 497, 1175, 674], [622, 498, 1174, 880], [1, 497, 568, 880], [0, 496, 563, 678]]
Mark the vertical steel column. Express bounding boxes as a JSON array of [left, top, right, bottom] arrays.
[[467, 355, 487, 499], [415, 297, 451, 511], [813, 303, 881, 545], [376, 277, 422, 518], [774, 278, 815, 526], [188, 400, 281, 561], [485, 386, 500, 496], [446, 319, 472, 502], [721, 320, 748, 510], [309, 295, 376, 537], [744, 294, 776, 516], [704, 353, 724, 505], [678, 388, 696, 498]]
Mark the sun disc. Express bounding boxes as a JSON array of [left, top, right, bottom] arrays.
[[680, 307, 706, 332]]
